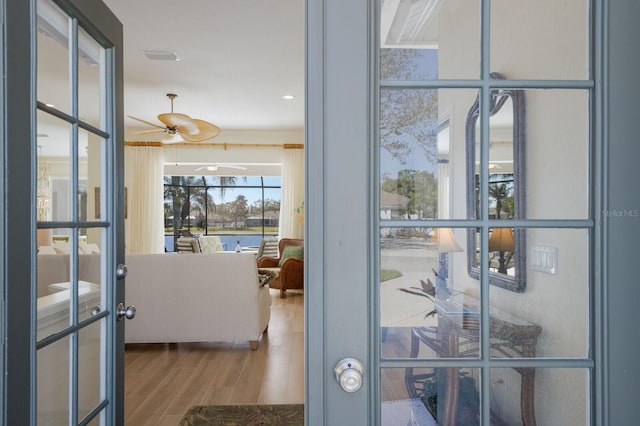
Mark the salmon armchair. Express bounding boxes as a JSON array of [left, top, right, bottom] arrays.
[[257, 238, 304, 298]]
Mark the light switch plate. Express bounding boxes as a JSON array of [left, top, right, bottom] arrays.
[[531, 246, 558, 274]]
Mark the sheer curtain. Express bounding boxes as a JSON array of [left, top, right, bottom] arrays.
[[279, 148, 305, 239], [124, 145, 165, 253]]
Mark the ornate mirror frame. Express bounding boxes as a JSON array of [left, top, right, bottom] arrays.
[[466, 73, 527, 292]]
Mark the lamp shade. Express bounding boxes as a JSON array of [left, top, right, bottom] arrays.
[[438, 227, 463, 253], [489, 227, 514, 252]]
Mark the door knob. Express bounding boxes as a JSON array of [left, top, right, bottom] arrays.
[[334, 358, 364, 393], [116, 302, 136, 321], [116, 263, 128, 280]]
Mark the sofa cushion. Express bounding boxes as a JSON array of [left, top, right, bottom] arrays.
[[279, 245, 304, 267]]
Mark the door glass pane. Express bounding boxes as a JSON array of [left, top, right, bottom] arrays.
[[37, 110, 72, 223], [489, 228, 589, 358], [78, 227, 104, 321], [382, 367, 480, 425], [37, 0, 71, 115], [515, 90, 589, 219], [381, 227, 478, 359], [37, 336, 70, 425], [467, 88, 589, 221], [380, 89, 477, 220], [491, 368, 590, 425], [490, 0, 590, 80], [34, 0, 116, 422], [79, 319, 104, 420], [37, 227, 75, 340], [78, 26, 106, 130], [380, 0, 480, 80], [80, 130, 105, 222]]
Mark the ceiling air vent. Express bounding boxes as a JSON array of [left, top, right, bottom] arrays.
[[142, 50, 180, 61]]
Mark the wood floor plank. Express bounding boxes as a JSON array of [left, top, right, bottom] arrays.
[[124, 289, 305, 424]]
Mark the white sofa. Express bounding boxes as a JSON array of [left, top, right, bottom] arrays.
[[124, 252, 271, 349]]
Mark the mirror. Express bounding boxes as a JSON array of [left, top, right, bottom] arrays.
[[466, 73, 526, 292]]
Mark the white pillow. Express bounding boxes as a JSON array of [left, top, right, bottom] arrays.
[[199, 236, 223, 253]]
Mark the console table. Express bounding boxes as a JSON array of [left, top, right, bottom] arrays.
[[404, 295, 542, 426]]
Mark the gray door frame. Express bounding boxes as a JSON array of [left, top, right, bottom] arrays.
[[305, 0, 373, 425], [1, 0, 124, 423], [305, 0, 640, 424], [603, 1, 640, 424]]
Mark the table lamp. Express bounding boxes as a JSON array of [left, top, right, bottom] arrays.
[[489, 227, 514, 274]]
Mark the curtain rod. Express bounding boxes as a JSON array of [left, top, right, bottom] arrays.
[[124, 141, 304, 150]]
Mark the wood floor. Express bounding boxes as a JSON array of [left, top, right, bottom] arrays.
[[124, 289, 305, 425]]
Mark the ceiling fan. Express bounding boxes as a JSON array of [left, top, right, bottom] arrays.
[[128, 93, 221, 143]]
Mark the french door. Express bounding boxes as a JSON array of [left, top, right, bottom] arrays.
[[2, 0, 124, 424], [306, 0, 640, 425]]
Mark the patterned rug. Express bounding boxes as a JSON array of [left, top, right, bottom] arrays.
[[179, 404, 304, 425]]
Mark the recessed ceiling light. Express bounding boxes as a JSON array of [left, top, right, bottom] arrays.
[[282, 95, 294, 100]]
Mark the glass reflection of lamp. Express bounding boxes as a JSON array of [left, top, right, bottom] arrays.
[[489, 228, 514, 274], [436, 228, 463, 295]]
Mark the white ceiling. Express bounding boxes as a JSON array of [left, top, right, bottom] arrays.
[[102, 0, 305, 140]]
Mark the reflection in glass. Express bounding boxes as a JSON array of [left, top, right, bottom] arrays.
[[380, 227, 475, 359], [379, 0, 480, 79], [79, 320, 103, 420], [490, 368, 589, 425], [379, 88, 439, 221], [380, 89, 476, 220], [38, 336, 70, 425], [37, 110, 72, 223], [78, 26, 105, 130], [490, 228, 589, 359], [489, 227, 515, 275], [80, 129, 104, 222], [466, 77, 527, 292], [491, 0, 589, 80], [37, 0, 71, 114], [519, 89, 589, 219], [37, 227, 73, 340], [382, 367, 480, 425]]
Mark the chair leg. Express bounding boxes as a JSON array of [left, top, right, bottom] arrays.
[[280, 288, 287, 298]]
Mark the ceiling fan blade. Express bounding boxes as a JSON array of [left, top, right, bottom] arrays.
[[217, 164, 247, 170], [128, 115, 166, 129], [180, 119, 221, 142], [133, 128, 166, 135]]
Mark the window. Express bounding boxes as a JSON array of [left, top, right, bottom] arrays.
[[163, 175, 281, 251]]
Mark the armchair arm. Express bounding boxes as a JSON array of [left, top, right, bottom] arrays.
[[257, 256, 280, 268], [280, 258, 304, 287]]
